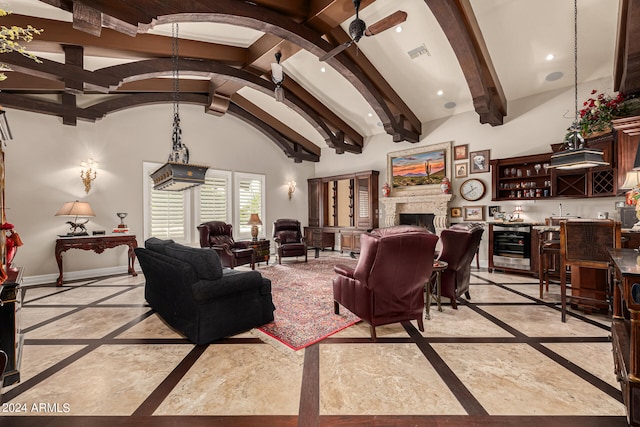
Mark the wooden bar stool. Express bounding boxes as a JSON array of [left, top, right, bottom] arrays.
[[538, 227, 561, 298]]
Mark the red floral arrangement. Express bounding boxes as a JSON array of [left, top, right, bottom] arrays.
[[578, 89, 627, 136]]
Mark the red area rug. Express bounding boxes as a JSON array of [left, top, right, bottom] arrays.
[[256, 256, 360, 350]]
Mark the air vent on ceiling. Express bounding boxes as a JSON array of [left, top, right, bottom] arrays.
[[407, 44, 430, 60]]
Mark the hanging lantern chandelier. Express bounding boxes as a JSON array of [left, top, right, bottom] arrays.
[[548, 0, 609, 171], [150, 23, 208, 191]]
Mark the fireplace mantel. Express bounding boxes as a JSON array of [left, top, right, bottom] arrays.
[[380, 193, 454, 234]]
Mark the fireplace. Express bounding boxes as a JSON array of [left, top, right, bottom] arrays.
[[399, 213, 435, 233], [380, 193, 454, 235]]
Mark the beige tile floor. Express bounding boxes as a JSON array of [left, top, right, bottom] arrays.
[[0, 259, 629, 426]]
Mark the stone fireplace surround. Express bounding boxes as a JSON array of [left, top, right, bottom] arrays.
[[380, 191, 454, 235]]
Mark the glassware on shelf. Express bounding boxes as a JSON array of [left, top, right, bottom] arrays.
[[534, 164, 541, 174], [543, 163, 550, 174], [505, 168, 510, 177], [511, 167, 517, 176]]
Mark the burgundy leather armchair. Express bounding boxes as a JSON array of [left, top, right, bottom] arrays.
[[197, 221, 255, 269], [273, 219, 307, 264], [333, 225, 438, 340], [436, 223, 484, 308]]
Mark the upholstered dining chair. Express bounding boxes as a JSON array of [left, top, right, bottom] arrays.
[[559, 219, 621, 322], [435, 223, 484, 308], [273, 219, 307, 264], [197, 221, 255, 269], [332, 225, 438, 341]]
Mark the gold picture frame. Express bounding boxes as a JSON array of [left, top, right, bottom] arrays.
[[463, 205, 484, 221], [450, 207, 462, 218]]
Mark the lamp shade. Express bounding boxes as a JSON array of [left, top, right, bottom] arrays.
[[247, 213, 262, 225], [621, 170, 640, 190], [55, 201, 95, 217]]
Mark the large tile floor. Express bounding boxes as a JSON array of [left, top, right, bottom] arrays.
[[0, 256, 629, 426]]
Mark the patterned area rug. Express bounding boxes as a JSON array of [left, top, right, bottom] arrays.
[[256, 256, 360, 350]]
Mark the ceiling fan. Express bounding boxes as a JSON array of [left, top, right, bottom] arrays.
[[319, 0, 407, 62]]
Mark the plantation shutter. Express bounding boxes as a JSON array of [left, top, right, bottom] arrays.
[[237, 175, 263, 235], [199, 174, 229, 223], [150, 188, 185, 240]]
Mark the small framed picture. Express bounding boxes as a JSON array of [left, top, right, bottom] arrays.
[[463, 205, 484, 221], [488, 205, 500, 217], [455, 162, 468, 178], [450, 207, 462, 218], [454, 144, 468, 161], [469, 149, 490, 174]]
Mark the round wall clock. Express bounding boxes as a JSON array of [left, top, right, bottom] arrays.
[[460, 178, 486, 201]]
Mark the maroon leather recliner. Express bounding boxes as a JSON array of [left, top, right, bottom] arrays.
[[332, 225, 438, 340], [436, 223, 484, 308], [197, 221, 255, 269], [273, 219, 307, 264]]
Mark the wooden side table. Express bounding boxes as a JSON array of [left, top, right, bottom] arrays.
[[251, 239, 270, 265], [55, 234, 138, 286], [425, 260, 448, 319]]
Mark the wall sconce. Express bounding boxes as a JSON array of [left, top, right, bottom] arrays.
[[288, 180, 296, 200], [80, 158, 98, 193]]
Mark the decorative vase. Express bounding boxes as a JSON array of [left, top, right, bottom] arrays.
[[440, 177, 451, 194], [382, 183, 391, 197]]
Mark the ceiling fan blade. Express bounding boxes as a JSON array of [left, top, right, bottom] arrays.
[[319, 41, 353, 62], [364, 10, 407, 37]]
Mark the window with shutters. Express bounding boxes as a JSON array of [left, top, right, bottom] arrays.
[[235, 172, 265, 239], [197, 170, 232, 225], [143, 162, 189, 242]]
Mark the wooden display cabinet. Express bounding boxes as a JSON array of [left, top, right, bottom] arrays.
[[490, 153, 552, 201], [307, 170, 379, 253]]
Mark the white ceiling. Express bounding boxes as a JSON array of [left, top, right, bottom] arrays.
[[5, 0, 621, 147]]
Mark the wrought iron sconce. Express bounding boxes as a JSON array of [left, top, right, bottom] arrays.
[[288, 180, 296, 200], [80, 158, 98, 193]]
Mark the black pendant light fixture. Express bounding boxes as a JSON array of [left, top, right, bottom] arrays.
[[271, 52, 285, 102], [548, 0, 609, 171], [150, 23, 208, 191]]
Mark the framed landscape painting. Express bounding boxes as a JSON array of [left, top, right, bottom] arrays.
[[463, 205, 484, 221], [387, 141, 452, 195]]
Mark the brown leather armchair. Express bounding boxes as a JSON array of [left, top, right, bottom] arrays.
[[436, 223, 484, 309], [197, 221, 255, 269], [333, 225, 438, 340], [273, 219, 307, 264]]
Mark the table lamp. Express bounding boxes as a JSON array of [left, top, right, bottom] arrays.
[[55, 201, 95, 236], [247, 213, 262, 241], [621, 170, 640, 231]]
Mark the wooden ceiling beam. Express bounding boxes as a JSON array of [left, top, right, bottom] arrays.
[[232, 94, 321, 156], [424, 0, 506, 126], [614, 0, 640, 96]]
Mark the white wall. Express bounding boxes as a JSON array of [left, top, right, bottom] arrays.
[[315, 77, 626, 265], [5, 103, 314, 283]]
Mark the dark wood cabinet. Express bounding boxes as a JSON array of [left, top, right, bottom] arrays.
[[490, 153, 552, 201], [1, 267, 23, 386], [307, 171, 379, 252]]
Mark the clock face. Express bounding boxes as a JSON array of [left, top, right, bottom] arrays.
[[460, 178, 486, 201]]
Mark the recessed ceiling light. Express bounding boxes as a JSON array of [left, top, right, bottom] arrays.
[[368, 113, 373, 117], [444, 102, 456, 109], [546, 71, 563, 81], [546, 53, 555, 61], [395, 26, 403, 33], [437, 90, 444, 96], [320, 66, 326, 73]]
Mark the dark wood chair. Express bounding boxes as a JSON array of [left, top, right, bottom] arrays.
[[0, 350, 7, 403], [538, 218, 562, 298], [559, 219, 621, 322]]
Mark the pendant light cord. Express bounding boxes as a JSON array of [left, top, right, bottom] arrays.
[[573, 0, 578, 127], [172, 23, 179, 119]]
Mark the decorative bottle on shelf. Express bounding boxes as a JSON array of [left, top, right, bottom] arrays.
[[440, 177, 451, 194], [382, 183, 391, 197]]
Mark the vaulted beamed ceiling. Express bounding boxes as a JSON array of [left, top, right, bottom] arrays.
[[0, 0, 636, 162]]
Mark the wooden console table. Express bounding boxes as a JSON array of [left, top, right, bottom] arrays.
[[55, 234, 138, 286], [608, 248, 640, 426]]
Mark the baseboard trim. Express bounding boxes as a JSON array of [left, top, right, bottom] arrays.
[[23, 263, 141, 286]]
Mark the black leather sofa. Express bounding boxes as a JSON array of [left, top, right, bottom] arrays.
[[135, 238, 275, 344]]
